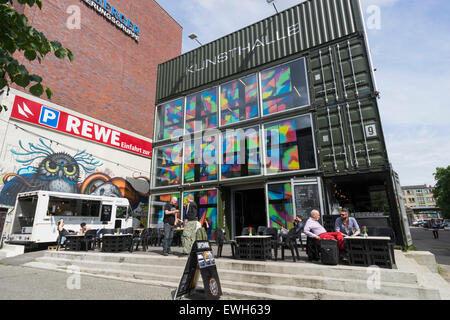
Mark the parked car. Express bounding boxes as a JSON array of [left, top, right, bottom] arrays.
[[412, 221, 423, 227]]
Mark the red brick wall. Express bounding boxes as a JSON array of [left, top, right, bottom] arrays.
[[12, 0, 182, 139]]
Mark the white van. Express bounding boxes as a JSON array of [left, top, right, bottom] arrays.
[[3, 190, 138, 248]]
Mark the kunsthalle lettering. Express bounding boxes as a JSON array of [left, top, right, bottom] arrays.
[[81, 0, 140, 42], [187, 23, 300, 73], [179, 304, 271, 317]]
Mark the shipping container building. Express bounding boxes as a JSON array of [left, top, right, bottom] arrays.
[[149, 0, 412, 248]]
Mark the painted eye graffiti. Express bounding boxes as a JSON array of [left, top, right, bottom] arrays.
[[45, 160, 59, 173], [64, 165, 77, 176]]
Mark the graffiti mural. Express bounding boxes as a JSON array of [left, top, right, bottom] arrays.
[[0, 139, 150, 221]]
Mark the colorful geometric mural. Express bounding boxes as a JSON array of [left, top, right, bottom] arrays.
[[221, 126, 261, 179], [155, 143, 183, 187], [183, 189, 218, 240], [0, 139, 150, 219], [221, 74, 259, 126], [186, 88, 218, 133], [261, 58, 310, 116], [264, 115, 314, 174], [268, 183, 294, 230], [184, 136, 218, 183], [156, 98, 184, 141]]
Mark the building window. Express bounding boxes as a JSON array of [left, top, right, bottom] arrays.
[[183, 189, 218, 240], [416, 189, 422, 193], [154, 143, 183, 187], [155, 98, 184, 141], [186, 87, 218, 133], [264, 115, 315, 174], [267, 183, 294, 230], [221, 126, 261, 180], [149, 193, 180, 227], [184, 135, 218, 183], [406, 190, 411, 194], [220, 74, 259, 126], [261, 58, 310, 116]]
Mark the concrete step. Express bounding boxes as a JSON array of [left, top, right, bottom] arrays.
[[32, 255, 440, 299], [25, 261, 402, 300], [42, 250, 420, 285]]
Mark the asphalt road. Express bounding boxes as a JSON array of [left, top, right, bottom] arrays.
[[410, 227, 450, 265]]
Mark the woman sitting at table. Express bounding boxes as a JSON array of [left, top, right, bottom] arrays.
[[57, 219, 69, 246], [335, 208, 360, 237]]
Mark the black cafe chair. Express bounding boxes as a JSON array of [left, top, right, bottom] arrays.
[[131, 228, 150, 252], [84, 229, 98, 251], [241, 227, 250, 236], [257, 226, 267, 235], [279, 228, 300, 262], [216, 229, 236, 258], [264, 227, 280, 260]]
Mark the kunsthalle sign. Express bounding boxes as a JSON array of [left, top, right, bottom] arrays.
[[81, 0, 140, 42], [10, 95, 152, 158], [186, 22, 301, 74]]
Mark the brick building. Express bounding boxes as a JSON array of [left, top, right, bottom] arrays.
[[11, 0, 182, 138]]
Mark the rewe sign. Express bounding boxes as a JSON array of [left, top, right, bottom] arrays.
[[11, 96, 152, 158]]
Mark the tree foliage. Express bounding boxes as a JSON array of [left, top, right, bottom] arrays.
[[433, 166, 450, 219], [0, 0, 73, 111]]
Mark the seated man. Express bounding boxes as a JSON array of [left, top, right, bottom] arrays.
[[78, 222, 91, 236], [335, 208, 360, 237], [303, 210, 345, 252]]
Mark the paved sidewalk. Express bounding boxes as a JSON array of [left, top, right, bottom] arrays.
[[410, 227, 450, 283], [0, 264, 173, 300]]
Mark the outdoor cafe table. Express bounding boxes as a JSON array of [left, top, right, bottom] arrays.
[[102, 234, 133, 252], [65, 234, 85, 251], [344, 236, 395, 269], [234, 235, 272, 261]]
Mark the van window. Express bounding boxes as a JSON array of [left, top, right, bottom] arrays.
[[47, 197, 101, 217], [116, 206, 128, 219]]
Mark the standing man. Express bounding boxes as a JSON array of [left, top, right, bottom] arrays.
[[163, 197, 179, 256], [182, 194, 198, 254], [335, 208, 361, 237], [303, 210, 345, 252], [431, 219, 440, 239]]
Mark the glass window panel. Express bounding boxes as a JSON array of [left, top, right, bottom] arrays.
[[268, 183, 294, 230], [186, 88, 218, 133], [264, 115, 315, 174], [149, 193, 180, 228], [221, 74, 259, 126], [182, 189, 218, 240], [261, 58, 310, 116], [154, 143, 183, 187], [221, 126, 261, 180], [155, 98, 184, 141], [184, 135, 218, 183]]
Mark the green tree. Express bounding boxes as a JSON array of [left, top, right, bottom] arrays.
[[433, 166, 450, 219], [0, 0, 73, 112]]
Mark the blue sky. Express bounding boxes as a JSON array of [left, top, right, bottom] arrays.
[[155, 0, 450, 186]]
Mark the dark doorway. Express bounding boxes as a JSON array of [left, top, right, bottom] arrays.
[[234, 188, 266, 236]]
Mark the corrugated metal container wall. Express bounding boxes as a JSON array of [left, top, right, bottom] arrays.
[[156, 0, 364, 103], [309, 36, 388, 174]]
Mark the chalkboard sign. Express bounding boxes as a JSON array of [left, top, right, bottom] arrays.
[[174, 240, 222, 300], [294, 184, 321, 220]]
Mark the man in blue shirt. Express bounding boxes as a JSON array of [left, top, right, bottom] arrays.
[[335, 208, 360, 237]]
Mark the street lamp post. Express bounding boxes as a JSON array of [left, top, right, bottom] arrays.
[[188, 33, 203, 46], [266, 0, 279, 14]]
